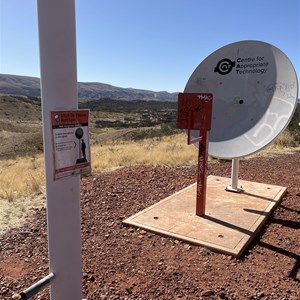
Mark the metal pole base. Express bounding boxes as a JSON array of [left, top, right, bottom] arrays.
[[225, 185, 243, 193]]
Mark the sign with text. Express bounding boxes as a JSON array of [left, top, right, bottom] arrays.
[[51, 110, 91, 180]]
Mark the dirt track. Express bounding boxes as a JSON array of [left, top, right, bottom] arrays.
[[0, 152, 300, 299]]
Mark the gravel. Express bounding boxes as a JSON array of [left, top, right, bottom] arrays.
[[1, 153, 300, 299]]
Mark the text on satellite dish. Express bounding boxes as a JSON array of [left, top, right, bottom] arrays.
[[215, 56, 269, 76]]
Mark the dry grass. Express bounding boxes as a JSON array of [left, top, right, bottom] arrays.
[[0, 156, 44, 201], [0, 133, 197, 232], [0, 156, 45, 234], [0, 133, 197, 201], [0, 131, 299, 234], [0, 193, 45, 235], [1, 132, 299, 202], [272, 130, 297, 147], [91, 133, 198, 172]]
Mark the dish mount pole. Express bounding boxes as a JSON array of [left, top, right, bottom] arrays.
[[226, 158, 243, 193]]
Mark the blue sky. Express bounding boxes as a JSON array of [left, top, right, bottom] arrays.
[[0, 0, 299, 93]]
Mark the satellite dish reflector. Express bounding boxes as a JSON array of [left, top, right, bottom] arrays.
[[185, 40, 299, 159]]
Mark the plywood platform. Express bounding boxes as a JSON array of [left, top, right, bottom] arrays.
[[123, 176, 286, 257]]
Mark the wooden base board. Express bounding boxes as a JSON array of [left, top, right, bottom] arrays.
[[123, 175, 286, 257]]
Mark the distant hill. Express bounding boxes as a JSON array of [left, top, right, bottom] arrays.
[[0, 74, 178, 101]]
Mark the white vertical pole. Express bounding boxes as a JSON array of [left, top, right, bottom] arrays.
[[37, 1, 82, 300], [231, 158, 239, 190], [226, 158, 243, 192]]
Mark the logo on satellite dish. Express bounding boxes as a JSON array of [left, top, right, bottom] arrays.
[[214, 58, 235, 75]]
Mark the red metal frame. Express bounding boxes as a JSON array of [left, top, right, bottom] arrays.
[[177, 93, 212, 130], [177, 93, 213, 217]]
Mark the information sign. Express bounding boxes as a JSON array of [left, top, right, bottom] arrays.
[[51, 110, 91, 180]]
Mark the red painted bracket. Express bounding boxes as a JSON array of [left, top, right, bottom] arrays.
[[177, 93, 213, 217]]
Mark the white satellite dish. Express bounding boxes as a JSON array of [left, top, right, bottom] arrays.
[[185, 40, 298, 159], [184, 40, 298, 191]]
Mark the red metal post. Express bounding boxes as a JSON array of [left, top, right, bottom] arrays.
[[177, 93, 212, 217], [196, 131, 209, 216]]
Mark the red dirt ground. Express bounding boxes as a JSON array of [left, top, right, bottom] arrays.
[[0, 152, 300, 299]]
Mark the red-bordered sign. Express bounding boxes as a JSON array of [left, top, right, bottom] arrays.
[[51, 110, 91, 180]]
